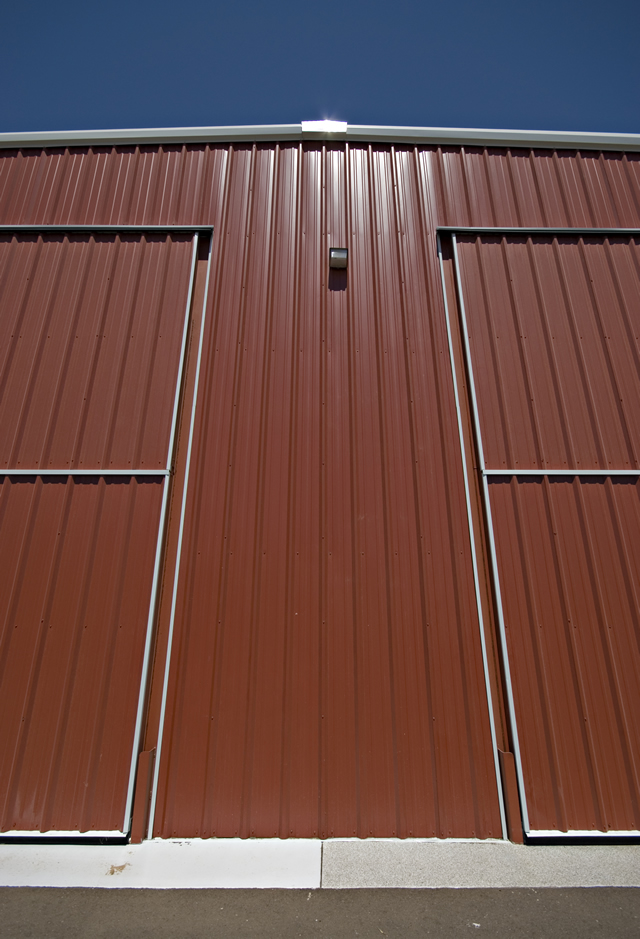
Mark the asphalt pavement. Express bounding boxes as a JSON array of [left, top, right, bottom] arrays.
[[0, 887, 638, 938]]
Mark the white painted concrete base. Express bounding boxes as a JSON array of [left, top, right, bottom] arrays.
[[0, 839, 321, 889], [0, 838, 639, 889]]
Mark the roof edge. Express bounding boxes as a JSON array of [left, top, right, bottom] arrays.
[[0, 123, 639, 152]]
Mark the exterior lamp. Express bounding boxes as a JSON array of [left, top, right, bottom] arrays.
[[329, 248, 348, 269]]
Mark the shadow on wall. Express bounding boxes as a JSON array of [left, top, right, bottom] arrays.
[[328, 269, 347, 291]]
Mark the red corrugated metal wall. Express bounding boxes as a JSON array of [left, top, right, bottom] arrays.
[[1, 141, 639, 839]]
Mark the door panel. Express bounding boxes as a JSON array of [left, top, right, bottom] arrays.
[[0, 232, 196, 834], [0, 475, 164, 833], [456, 233, 640, 835]]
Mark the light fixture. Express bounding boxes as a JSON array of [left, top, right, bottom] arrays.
[[329, 248, 348, 269], [301, 120, 348, 135]]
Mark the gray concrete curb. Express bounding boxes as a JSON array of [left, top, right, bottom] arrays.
[[321, 839, 640, 888]]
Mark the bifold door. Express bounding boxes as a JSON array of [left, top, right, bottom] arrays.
[[0, 230, 198, 836], [452, 231, 640, 837]]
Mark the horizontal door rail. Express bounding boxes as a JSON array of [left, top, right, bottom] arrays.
[[483, 469, 640, 477], [438, 226, 640, 236], [0, 224, 214, 234], [0, 468, 171, 476], [528, 828, 640, 840], [0, 829, 127, 843]]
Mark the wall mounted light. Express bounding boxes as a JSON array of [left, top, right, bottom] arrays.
[[329, 248, 348, 269]]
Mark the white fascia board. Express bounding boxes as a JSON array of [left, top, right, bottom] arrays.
[[0, 124, 639, 152], [0, 125, 302, 149], [346, 125, 640, 151]]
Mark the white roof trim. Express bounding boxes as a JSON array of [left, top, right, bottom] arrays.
[[0, 123, 638, 152]]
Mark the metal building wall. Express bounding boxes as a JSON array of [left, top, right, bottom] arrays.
[[1, 140, 640, 840]]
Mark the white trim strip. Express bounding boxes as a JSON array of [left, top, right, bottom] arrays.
[[0, 225, 214, 234], [528, 829, 640, 838], [484, 469, 640, 476], [437, 235, 507, 840], [146, 233, 214, 838], [439, 227, 640, 236], [121, 234, 201, 834], [0, 126, 303, 148], [1, 469, 170, 476], [122, 476, 169, 834], [0, 830, 124, 839], [165, 236, 200, 472], [451, 233, 531, 834], [347, 125, 640, 151], [0, 124, 639, 152]]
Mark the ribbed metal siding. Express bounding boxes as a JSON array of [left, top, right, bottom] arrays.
[[431, 148, 640, 228], [152, 143, 501, 839], [0, 475, 163, 833], [489, 476, 640, 833], [2, 141, 640, 840], [456, 235, 640, 471], [0, 146, 226, 226], [0, 233, 194, 470], [2, 146, 639, 231]]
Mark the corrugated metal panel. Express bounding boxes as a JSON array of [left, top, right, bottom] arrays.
[[489, 476, 640, 833], [430, 148, 640, 228], [0, 233, 194, 470], [455, 235, 640, 471], [2, 145, 639, 232], [0, 475, 163, 833], [0, 146, 227, 226], [151, 143, 502, 839]]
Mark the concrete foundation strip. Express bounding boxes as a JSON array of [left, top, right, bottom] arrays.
[[0, 839, 638, 889]]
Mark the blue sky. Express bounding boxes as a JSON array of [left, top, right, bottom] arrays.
[[1, 0, 638, 133]]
